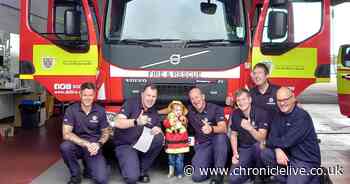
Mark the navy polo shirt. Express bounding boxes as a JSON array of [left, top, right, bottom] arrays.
[[187, 102, 225, 144], [230, 106, 269, 148], [250, 83, 279, 115], [113, 97, 161, 146], [63, 103, 109, 142], [267, 106, 321, 165]]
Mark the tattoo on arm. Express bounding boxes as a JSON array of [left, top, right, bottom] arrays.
[[62, 124, 89, 147], [213, 121, 227, 133], [230, 131, 238, 154], [98, 128, 110, 144]]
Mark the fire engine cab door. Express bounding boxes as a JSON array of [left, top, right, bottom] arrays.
[[19, 0, 99, 101], [252, 0, 330, 95], [337, 45, 350, 117]]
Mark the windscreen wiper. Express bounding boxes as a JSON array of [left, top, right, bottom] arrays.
[[134, 38, 182, 42], [185, 39, 240, 47], [118, 39, 162, 47], [186, 39, 231, 43]]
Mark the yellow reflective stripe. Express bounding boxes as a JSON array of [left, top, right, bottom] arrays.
[[337, 67, 350, 94], [316, 78, 330, 83], [252, 47, 317, 78], [337, 49, 342, 65], [165, 147, 190, 154], [32, 45, 98, 76], [19, 74, 34, 79]]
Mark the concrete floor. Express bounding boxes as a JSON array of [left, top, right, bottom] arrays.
[[27, 79, 350, 184]]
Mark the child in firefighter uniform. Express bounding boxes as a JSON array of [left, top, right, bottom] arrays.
[[163, 101, 190, 179]]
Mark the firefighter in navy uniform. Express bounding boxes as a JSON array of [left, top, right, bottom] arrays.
[[261, 87, 321, 184], [249, 63, 280, 115], [229, 89, 269, 184], [60, 82, 110, 184], [110, 84, 164, 184], [226, 62, 279, 116], [226, 63, 279, 183], [187, 87, 229, 184]]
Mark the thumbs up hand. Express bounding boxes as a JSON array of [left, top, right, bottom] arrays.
[[136, 110, 151, 126], [241, 117, 253, 131], [201, 120, 213, 134]]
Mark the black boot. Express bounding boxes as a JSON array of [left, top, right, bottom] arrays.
[[83, 170, 92, 179], [138, 174, 150, 183], [67, 176, 81, 184], [209, 175, 223, 184], [254, 175, 265, 184]]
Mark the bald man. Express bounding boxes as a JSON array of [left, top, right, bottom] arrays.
[[261, 87, 321, 184], [187, 87, 229, 184]]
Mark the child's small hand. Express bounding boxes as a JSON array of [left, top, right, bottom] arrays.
[[175, 121, 182, 129], [170, 120, 176, 127]]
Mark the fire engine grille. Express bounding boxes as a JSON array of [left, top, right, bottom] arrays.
[[156, 84, 194, 103], [122, 78, 227, 105]]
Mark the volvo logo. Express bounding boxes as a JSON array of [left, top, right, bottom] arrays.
[[140, 50, 210, 68], [169, 54, 181, 65]]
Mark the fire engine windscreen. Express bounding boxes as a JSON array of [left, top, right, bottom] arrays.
[[105, 0, 246, 41]]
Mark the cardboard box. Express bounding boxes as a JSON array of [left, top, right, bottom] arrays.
[[0, 124, 14, 138]]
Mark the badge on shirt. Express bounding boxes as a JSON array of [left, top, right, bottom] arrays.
[[267, 97, 276, 105], [89, 115, 99, 123]]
